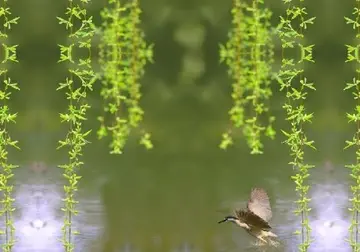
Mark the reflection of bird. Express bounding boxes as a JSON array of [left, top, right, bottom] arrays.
[[30, 161, 47, 174], [218, 188, 278, 245]]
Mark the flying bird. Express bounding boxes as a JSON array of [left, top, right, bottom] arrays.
[[218, 187, 278, 245]]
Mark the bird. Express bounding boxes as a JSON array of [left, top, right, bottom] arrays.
[[218, 187, 278, 245]]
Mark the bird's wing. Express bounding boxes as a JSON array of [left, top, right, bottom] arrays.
[[247, 188, 272, 222], [235, 209, 271, 230]]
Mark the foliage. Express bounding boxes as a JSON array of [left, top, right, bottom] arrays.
[[0, 1, 19, 251], [98, 0, 153, 154], [344, 0, 360, 250], [56, 0, 96, 251], [219, 0, 275, 154], [276, 0, 316, 250]]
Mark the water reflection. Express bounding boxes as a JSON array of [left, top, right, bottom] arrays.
[[172, 242, 197, 252], [309, 182, 349, 251], [119, 243, 137, 252], [72, 187, 105, 251], [272, 162, 350, 252], [13, 162, 62, 252], [308, 162, 350, 252], [6, 162, 104, 252], [0, 161, 353, 251]]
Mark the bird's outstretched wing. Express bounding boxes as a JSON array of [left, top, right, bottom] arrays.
[[247, 188, 272, 222], [235, 209, 271, 230]]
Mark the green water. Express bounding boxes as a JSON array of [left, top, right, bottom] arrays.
[[1, 0, 359, 251]]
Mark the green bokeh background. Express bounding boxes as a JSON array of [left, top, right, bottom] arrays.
[[1, 0, 358, 251]]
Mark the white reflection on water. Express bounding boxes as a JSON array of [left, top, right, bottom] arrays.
[[72, 191, 105, 252], [13, 178, 63, 252], [271, 164, 351, 252], [120, 243, 137, 252], [1, 163, 105, 252], [309, 182, 349, 252], [172, 242, 199, 252]]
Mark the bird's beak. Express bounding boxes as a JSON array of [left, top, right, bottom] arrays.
[[218, 218, 227, 224]]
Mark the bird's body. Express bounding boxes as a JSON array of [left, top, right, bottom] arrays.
[[218, 188, 278, 245]]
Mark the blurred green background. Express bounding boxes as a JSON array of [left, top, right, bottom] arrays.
[[2, 0, 359, 251]]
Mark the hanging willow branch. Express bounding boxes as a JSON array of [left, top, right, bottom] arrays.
[[57, 0, 96, 251], [276, 0, 316, 251], [344, 0, 360, 250], [0, 1, 20, 251], [98, 0, 153, 154], [219, 0, 275, 154]]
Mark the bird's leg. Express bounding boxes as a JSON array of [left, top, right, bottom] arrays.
[[257, 235, 268, 244], [264, 231, 277, 238]]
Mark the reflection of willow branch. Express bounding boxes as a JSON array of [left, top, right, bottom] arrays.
[[68, 1, 73, 246], [299, 0, 305, 246], [0, 1, 20, 251], [277, 1, 315, 250], [356, 1, 360, 245], [345, 1, 360, 249], [57, 0, 95, 250]]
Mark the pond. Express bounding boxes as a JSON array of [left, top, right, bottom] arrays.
[[0, 0, 357, 251], [2, 158, 352, 252]]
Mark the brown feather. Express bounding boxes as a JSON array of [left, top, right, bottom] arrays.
[[247, 188, 272, 222], [235, 209, 272, 230]]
